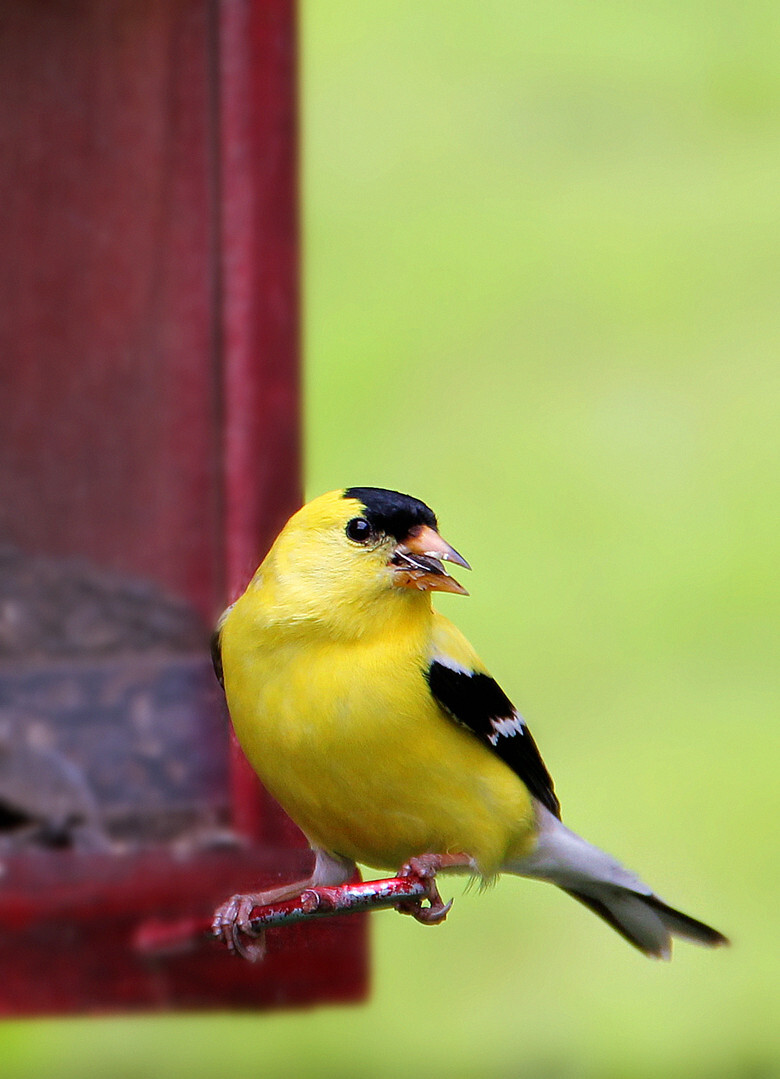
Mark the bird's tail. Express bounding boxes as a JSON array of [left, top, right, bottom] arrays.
[[506, 808, 728, 959]]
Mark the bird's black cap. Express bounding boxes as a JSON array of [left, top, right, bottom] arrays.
[[343, 487, 437, 542]]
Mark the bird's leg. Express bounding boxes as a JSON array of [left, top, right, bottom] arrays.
[[212, 849, 356, 960], [395, 852, 473, 925]]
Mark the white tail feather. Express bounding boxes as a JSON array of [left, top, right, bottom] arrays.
[[506, 807, 727, 959]]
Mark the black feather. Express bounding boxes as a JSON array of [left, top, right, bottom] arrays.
[[562, 887, 729, 957], [344, 487, 437, 542], [427, 661, 561, 818], [210, 627, 224, 689], [642, 893, 729, 948]]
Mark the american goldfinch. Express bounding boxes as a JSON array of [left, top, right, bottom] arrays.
[[212, 487, 726, 959]]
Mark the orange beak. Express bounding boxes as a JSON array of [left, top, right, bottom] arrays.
[[390, 524, 471, 595]]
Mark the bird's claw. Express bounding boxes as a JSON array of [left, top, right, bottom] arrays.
[[395, 856, 454, 926], [211, 893, 267, 961], [402, 891, 454, 925]]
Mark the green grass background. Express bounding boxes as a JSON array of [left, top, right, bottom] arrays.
[[3, 2, 779, 1076]]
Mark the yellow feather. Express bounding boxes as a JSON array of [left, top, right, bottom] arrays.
[[218, 490, 537, 878]]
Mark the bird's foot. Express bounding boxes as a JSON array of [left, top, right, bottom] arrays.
[[211, 893, 270, 961], [212, 853, 357, 960], [394, 854, 460, 925]]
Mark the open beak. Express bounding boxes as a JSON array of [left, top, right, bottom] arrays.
[[390, 525, 471, 596]]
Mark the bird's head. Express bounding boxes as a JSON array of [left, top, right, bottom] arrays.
[[255, 487, 470, 633]]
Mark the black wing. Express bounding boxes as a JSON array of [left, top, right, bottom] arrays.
[[210, 627, 224, 689], [426, 660, 561, 818]]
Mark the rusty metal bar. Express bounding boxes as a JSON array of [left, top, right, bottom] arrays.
[[134, 874, 432, 958]]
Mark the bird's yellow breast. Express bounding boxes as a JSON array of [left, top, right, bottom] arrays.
[[220, 592, 537, 877]]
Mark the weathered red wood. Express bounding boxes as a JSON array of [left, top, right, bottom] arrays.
[[0, 0, 367, 1014], [217, 0, 304, 846], [0, 0, 221, 623], [0, 849, 368, 1015], [219, 0, 301, 600]]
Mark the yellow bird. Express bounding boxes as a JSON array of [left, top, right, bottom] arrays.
[[212, 487, 727, 960]]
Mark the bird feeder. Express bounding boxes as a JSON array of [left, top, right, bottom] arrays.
[[0, 0, 367, 1015]]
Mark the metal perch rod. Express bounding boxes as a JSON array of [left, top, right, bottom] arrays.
[[247, 875, 431, 930], [134, 874, 434, 958]]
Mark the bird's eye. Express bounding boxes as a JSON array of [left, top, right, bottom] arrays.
[[345, 517, 373, 544]]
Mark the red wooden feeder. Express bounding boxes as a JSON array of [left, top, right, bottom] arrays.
[[0, 0, 368, 1014]]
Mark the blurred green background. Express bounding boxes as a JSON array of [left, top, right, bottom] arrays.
[[4, 1, 778, 1076]]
